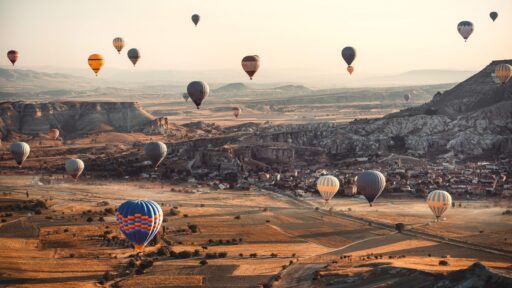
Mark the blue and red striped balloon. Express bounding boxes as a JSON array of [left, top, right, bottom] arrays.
[[116, 200, 163, 251]]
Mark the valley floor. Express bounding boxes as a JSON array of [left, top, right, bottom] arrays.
[[0, 176, 511, 287]]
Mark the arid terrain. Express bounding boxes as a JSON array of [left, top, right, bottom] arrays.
[[1, 176, 511, 287]]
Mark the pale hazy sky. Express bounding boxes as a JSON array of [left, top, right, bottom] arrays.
[[0, 0, 511, 80]]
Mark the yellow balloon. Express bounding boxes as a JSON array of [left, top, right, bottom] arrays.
[[88, 54, 104, 76]]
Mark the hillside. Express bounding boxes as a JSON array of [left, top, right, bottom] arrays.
[[0, 101, 155, 138]]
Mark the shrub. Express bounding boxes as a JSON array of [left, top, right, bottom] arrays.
[[157, 246, 172, 257], [177, 250, 193, 259], [98, 216, 105, 222], [199, 259, 208, 265], [249, 253, 257, 258], [102, 271, 115, 281], [205, 252, 218, 259], [234, 215, 241, 220], [218, 252, 228, 258], [502, 209, 512, 215], [193, 249, 201, 257], [270, 253, 278, 258], [63, 228, 69, 233], [239, 253, 244, 258], [183, 214, 189, 218], [188, 224, 199, 233], [104, 207, 115, 214], [86, 217, 94, 222], [69, 253, 75, 258], [439, 260, 449, 266], [315, 207, 320, 211], [291, 253, 296, 257], [34, 209, 42, 215], [200, 204, 205, 207], [395, 223, 405, 233], [266, 220, 271, 223], [169, 208, 180, 216]]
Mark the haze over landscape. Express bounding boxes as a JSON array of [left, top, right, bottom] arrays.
[[1, 1, 512, 288]]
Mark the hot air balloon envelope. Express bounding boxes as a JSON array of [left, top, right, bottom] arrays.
[[116, 200, 163, 251]]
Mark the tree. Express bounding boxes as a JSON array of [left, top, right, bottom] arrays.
[[395, 223, 405, 233], [199, 259, 208, 266]]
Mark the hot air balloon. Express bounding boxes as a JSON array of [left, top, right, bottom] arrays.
[[404, 94, 410, 102], [113, 37, 125, 54], [48, 128, 60, 140], [495, 64, 512, 85], [127, 48, 140, 67], [347, 66, 354, 75], [65, 158, 85, 180], [10, 142, 30, 167], [116, 200, 163, 251], [356, 170, 386, 206], [144, 141, 167, 169], [426, 190, 452, 221], [7, 50, 19, 66], [192, 14, 200, 26], [182, 93, 189, 102], [342, 47, 356, 75], [232, 107, 241, 118], [316, 175, 340, 204], [457, 21, 474, 42], [241, 55, 260, 80], [88, 54, 104, 76], [187, 81, 209, 109], [490, 12, 498, 22]]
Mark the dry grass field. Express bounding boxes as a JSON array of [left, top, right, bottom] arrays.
[[1, 176, 511, 287]]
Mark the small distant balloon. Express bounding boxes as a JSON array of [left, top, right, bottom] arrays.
[[113, 37, 125, 54], [342, 47, 356, 75], [10, 142, 30, 167], [457, 21, 474, 42], [187, 81, 210, 109], [192, 14, 200, 26], [232, 107, 241, 118], [48, 128, 60, 140], [182, 93, 190, 102], [88, 54, 104, 76], [404, 94, 410, 102], [144, 141, 168, 169], [316, 175, 340, 204], [495, 64, 512, 85], [426, 190, 452, 221], [7, 50, 19, 66], [65, 159, 85, 180], [347, 66, 354, 75], [356, 170, 386, 206], [490, 11, 498, 22], [127, 48, 140, 67], [241, 55, 260, 80]]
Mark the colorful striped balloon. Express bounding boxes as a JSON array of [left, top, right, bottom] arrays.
[[241, 55, 260, 80], [356, 170, 386, 206], [426, 190, 452, 221], [113, 37, 125, 54], [495, 64, 512, 85], [116, 200, 163, 251], [316, 175, 340, 204]]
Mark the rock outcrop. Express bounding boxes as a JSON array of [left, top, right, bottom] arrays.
[[0, 101, 155, 138]]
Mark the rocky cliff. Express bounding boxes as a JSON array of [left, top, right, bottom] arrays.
[[253, 60, 512, 158], [0, 101, 155, 138]]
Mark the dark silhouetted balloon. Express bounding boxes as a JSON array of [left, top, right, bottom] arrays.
[[7, 50, 19, 66], [192, 14, 200, 26], [490, 11, 498, 22], [356, 170, 386, 206], [457, 21, 473, 42], [242, 55, 260, 80], [187, 81, 210, 109], [127, 48, 140, 66]]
